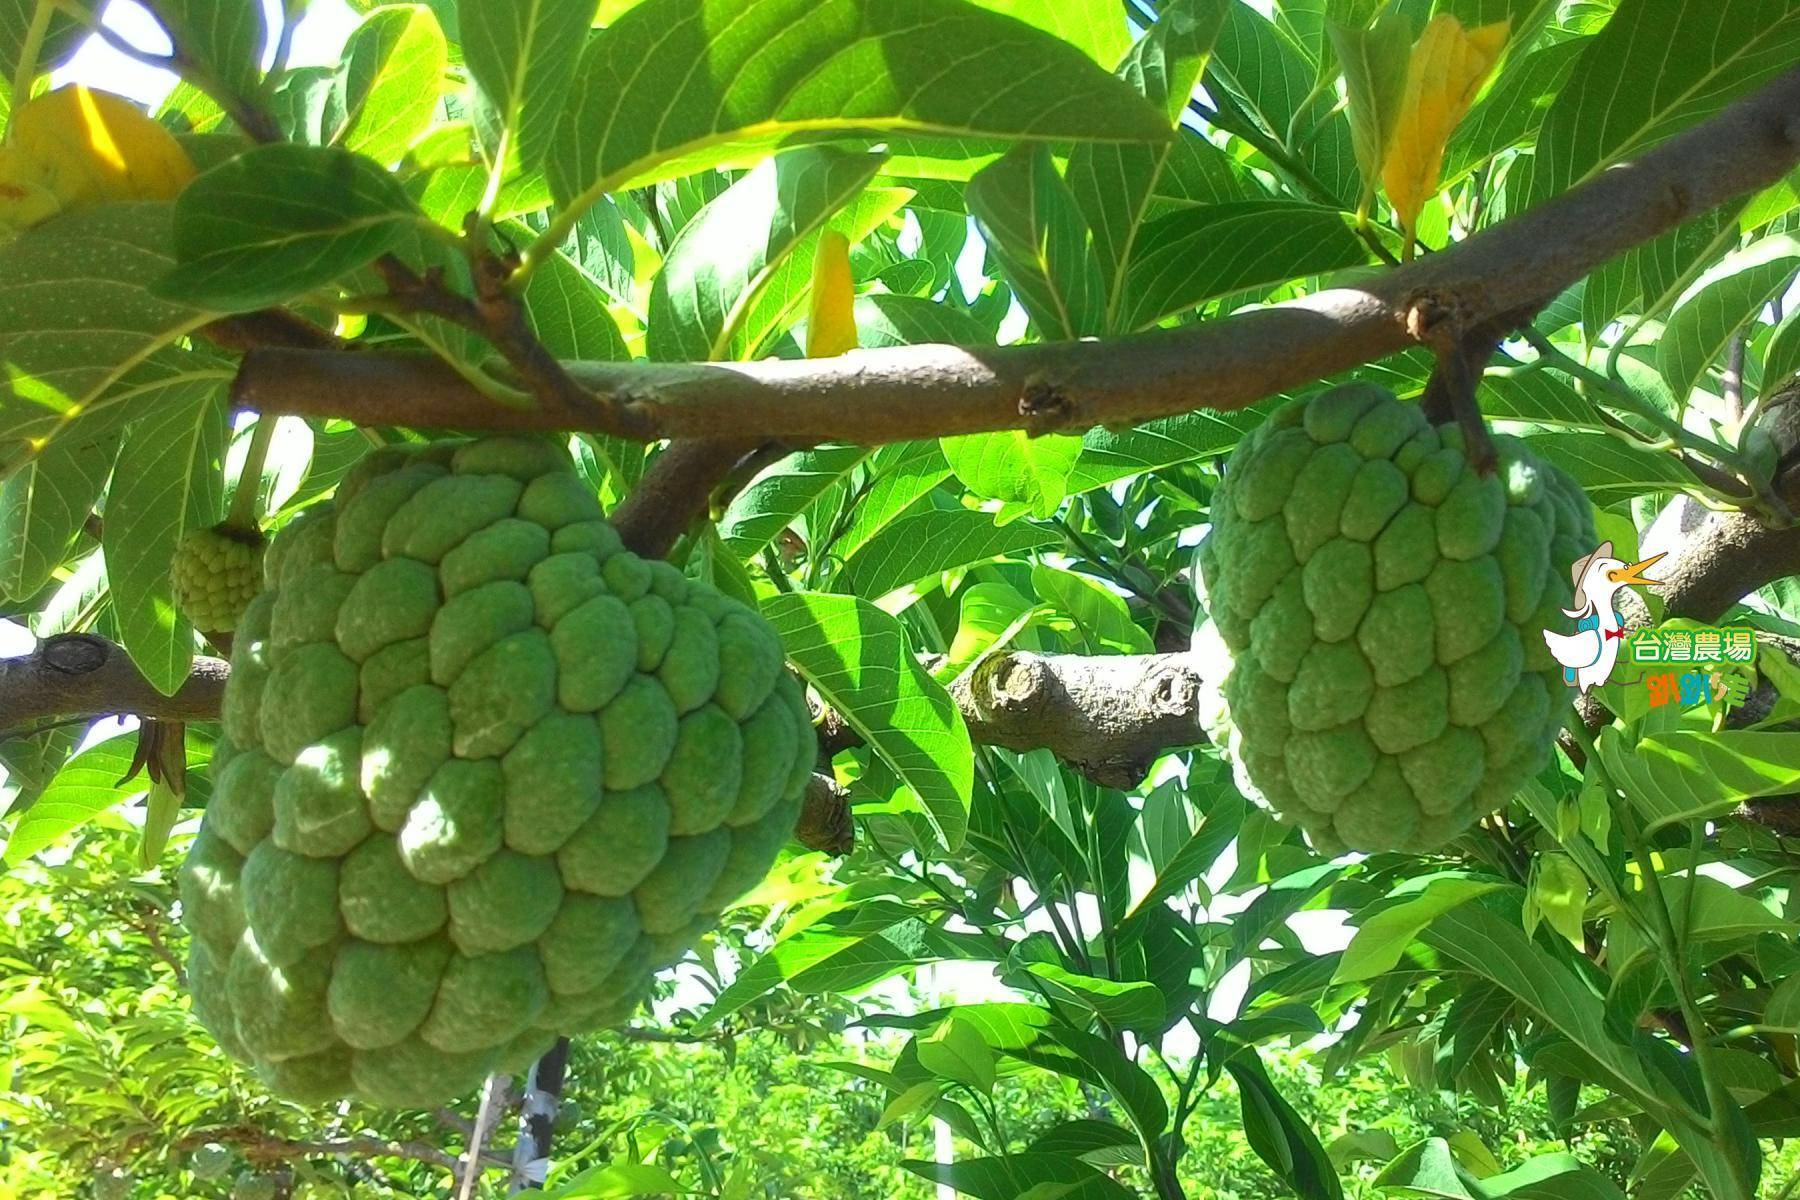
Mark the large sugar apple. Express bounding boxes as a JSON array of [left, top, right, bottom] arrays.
[[177, 436, 817, 1107], [1193, 384, 1595, 854]]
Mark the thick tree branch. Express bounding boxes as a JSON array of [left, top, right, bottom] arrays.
[[231, 67, 1800, 444], [0, 635, 227, 736], [610, 437, 765, 557]]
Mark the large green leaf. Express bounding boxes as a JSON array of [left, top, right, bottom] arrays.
[[102, 386, 229, 695], [852, 293, 991, 349], [1522, 433, 1695, 506], [1202, 3, 1358, 206], [0, 734, 138, 866], [941, 429, 1085, 518], [518, 236, 630, 363], [1022, 962, 1166, 1030], [764, 592, 973, 848], [902, 1153, 1135, 1200], [966, 146, 1107, 340], [1335, 875, 1509, 984], [1069, 407, 1262, 494], [0, 436, 114, 601], [142, 0, 266, 104], [1014, 1025, 1168, 1142], [965, 0, 1131, 68], [1032, 563, 1154, 655], [648, 147, 888, 362], [837, 508, 1056, 601], [461, 0, 595, 168], [158, 144, 421, 312], [1526, 0, 1800, 205], [1656, 238, 1800, 405], [1329, 9, 1410, 208], [718, 444, 870, 557], [1226, 1050, 1344, 1200], [1118, 202, 1368, 330], [0, 205, 217, 468], [830, 441, 954, 562], [1066, 1, 1231, 329], [329, 4, 448, 165], [548, 0, 1171, 205], [1597, 728, 1800, 833], [1606, 876, 1789, 978], [1441, 40, 1584, 186]]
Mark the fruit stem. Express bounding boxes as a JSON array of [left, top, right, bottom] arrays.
[[224, 416, 278, 534]]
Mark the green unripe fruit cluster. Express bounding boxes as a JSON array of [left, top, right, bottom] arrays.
[[1194, 385, 1596, 854], [178, 436, 816, 1108], [171, 524, 266, 632]]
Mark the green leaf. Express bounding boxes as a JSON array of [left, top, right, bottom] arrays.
[[330, 4, 449, 165], [648, 147, 888, 362], [1329, 10, 1411, 207], [941, 430, 1084, 519], [964, 0, 1132, 69], [1597, 728, 1800, 833], [1606, 876, 1788, 978], [1481, 1153, 1628, 1200], [837, 508, 1056, 601], [1522, 433, 1696, 506], [158, 144, 420, 312], [1374, 1137, 1478, 1199], [518, 238, 630, 363], [548, 0, 1171, 204], [902, 1153, 1134, 1200], [0, 205, 217, 466], [1014, 1026, 1168, 1142], [461, 0, 595, 169], [831, 441, 953, 562], [0, 734, 139, 866], [1766, 975, 1800, 1032], [1525, 854, 1588, 951], [1120, 792, 1244, 940], [764, 592, 973, 848], [1335, 876, 1508, 982], [1226, 1050, 1344, 1200], [877, 1081, 942, 1129], [702, 928, 935, 1026], [1766, 307, 1800, 389], [142, 0, 265, 104], [1022, 963, 1166, 1030], [1527, 0, 1800, 205], [0, 436, 114, 600], [853, 293, 992, 349], [718, 444, 870, 557], [1069, 407, 1262, 495], [967, 146, 1106, 340], [1657, 238, 1800, 404], [1118, 202, 1368, 330], [1031, 563, 1154, 655], [917, 1017, 997, 1093], [1442, 40, 1583, 186], [1419, 902, 1679, 1125], [1067, 0, 1230, 328], [537, 1162, 692, 1199], [102, 385, 228, 695]]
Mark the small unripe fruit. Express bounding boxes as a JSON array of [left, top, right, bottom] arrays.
[[171, 524, 266, 632]]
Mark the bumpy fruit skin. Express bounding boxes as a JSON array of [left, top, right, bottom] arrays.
[[171, 525, 266, 632], [178, 437, 815, 1107], [1193, 385, 1595, 854]]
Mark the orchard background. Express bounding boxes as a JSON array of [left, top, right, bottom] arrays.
[[2, 1, 1800, 1198]]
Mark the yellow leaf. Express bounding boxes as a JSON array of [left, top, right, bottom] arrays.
[[805, 229, 857, 358], [1381, 16, 1509, 255], [4, 85, 195, 221]]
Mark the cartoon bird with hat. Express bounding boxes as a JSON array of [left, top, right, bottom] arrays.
[[1542, 541, 1665, 694]]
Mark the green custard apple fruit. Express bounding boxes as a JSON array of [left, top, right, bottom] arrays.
[[177, 436, 816, 1107], [1193, 384, 1596, 854], [171, 524, 266, 632]]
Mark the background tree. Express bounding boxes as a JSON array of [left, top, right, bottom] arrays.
[[2, 1, 1800, 1199]]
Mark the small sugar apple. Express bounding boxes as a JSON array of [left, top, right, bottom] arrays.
[[171, 524, 267, 632], [177, 436, 816, 1107], [1193, 384, 1596, 854]]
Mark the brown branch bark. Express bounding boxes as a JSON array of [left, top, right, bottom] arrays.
[[609, 437, 764, 558], [230, 67, 1800, 444], [0, 635, 227, 736]]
